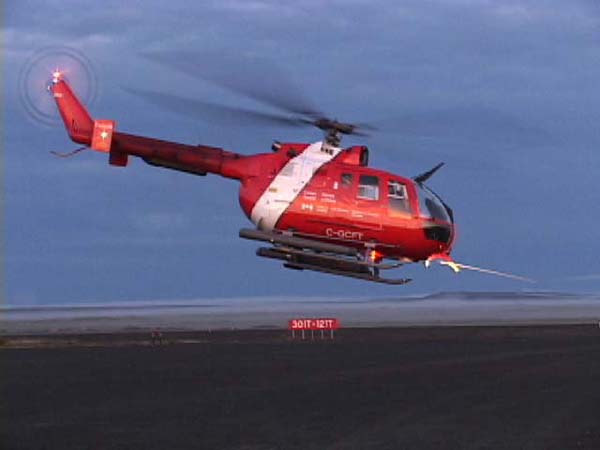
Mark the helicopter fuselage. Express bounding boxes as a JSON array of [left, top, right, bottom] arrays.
[[234, 141, 455, 262], [50, 75, 456, 279]]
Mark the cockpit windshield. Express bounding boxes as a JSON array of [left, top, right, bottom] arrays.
[[416, 184, 452, 223]]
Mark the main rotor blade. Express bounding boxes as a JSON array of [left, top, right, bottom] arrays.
[[124, 87, 308, 128], [141, 51, 324, 119], [377, 106, 551, 146]]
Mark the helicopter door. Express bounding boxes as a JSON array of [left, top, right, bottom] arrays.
[[336, 172, 354, 201], [387, 180, 413, 218], [328, 171, 355, 223]]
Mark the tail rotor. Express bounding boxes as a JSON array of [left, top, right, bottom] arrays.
[[18, 46, 98, 128]]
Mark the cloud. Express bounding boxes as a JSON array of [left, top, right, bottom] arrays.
[[6, 0, 600, 303], [131, 211, 189, 233], [564, 274, 600, 282]]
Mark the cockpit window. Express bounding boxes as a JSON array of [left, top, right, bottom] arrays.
[[358, 175, 379, 200], [388, 181, 412, 216], [417, 184, 451, 222]]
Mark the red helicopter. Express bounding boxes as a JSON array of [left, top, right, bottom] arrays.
[[48, 66, 530, 285]]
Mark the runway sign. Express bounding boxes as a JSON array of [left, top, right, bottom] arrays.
[[288, 318, 340, 330]]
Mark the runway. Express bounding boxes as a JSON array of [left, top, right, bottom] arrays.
[[3, 325, 600, 449]]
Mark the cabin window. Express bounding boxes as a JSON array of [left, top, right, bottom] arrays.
[[358, 175, 379, 200], [340, 173, 353, 188], [388, 181, 412, 216]]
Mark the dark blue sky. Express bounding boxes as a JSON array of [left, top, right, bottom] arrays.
[[5, 0, 600, 304]]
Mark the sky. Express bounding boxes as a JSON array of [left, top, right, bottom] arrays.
[[4, 0, 600, 304]]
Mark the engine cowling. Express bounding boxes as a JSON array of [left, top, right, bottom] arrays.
[[337, 146, 369, 166]]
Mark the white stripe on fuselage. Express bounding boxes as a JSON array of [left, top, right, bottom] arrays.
[[251, 141, 342, 230]]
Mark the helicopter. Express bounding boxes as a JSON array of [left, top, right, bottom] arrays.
[[47, 61, 531, 285]]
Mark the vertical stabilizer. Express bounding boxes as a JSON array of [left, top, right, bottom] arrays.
[[50, 72, 94, 145]]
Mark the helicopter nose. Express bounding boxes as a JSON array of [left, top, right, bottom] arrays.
[[422, 221, 455, 256], [423, 222, 453, 246]]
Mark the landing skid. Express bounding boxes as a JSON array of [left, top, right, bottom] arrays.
[[284, 261, 412, 285], [239, 228, 412, 285]]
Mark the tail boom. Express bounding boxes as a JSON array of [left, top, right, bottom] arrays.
[[50, 75, 248, 180], [110, 132, 243, 178]]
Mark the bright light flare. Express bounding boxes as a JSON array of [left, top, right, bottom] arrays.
[[19, 46, 98, 127], [369, 249, 384, 263], [52, 69, 62, 84]]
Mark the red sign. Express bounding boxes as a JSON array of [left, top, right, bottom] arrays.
[[288, 318, 340, 330]]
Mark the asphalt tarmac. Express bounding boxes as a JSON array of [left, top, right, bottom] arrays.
[[3, 326, 600, 449]]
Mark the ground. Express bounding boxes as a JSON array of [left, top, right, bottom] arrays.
[[2, 326, 600, 449]]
